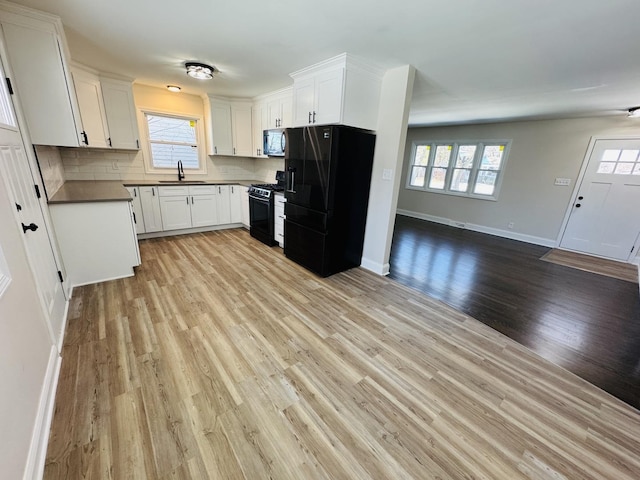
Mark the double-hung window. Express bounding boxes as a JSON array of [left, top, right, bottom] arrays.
[[407, 140, 510, 199], [142, 111, 207, 174]]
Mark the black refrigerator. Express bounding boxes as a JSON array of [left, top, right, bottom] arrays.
[[284, 125, 376, 277]]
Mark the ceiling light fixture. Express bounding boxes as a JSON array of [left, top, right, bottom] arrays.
[[167, 85, 181, 92], [628, 106, 640, 118], [185, 62, 216, 80]]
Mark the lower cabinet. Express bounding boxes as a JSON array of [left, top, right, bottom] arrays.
[[139, 186, 163, 232], [153, 184, 243, 233], [49, 200, 140, 287], [125, 186, 146, 233]]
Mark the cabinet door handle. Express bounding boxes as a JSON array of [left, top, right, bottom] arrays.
[[233, 147, 236, 155], [312, 111, 316, 123], [192, 196, 194, 204], [231, 186, 234, 194], [218, 186, 221, 194], [214, 146, 217, 154], [136, 139, 140, 149], [152, 188, 155, 196], [81, 131, 88, 145], [308, 112, 312, 124], [133, 189, 137, 197], [133, 212, 137, 224], [108, 137, 112, 147]]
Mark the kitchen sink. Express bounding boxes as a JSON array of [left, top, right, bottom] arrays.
[[158, 180, 207, 184]]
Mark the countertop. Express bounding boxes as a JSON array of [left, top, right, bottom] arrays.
[[48, 179, 263, 204]]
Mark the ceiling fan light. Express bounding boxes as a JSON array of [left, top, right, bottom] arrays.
[[167, 85, 181, 92], [185, 62, 216, 80]]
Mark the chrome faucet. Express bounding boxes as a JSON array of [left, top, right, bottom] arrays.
[[177, 160, 184, 181]]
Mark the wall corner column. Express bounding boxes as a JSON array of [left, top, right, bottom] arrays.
[[361, 64, 415, 275]]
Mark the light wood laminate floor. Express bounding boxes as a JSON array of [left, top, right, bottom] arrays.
[[45, 229, 640, 479]]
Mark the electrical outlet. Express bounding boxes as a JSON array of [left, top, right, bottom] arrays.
[[508, 221, 514, 229], [554, 177, 571, 186]]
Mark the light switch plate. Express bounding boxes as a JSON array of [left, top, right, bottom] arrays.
[[554, 177, 571, 186]]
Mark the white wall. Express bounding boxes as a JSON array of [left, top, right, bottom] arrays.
[[58, 84, 277, 183], [397, 115, 640, 243], [0, 165, 54, 479]]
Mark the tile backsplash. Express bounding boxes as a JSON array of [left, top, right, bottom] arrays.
[[57, 147, 285, 183]]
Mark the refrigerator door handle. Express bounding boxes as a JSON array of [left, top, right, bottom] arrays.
[[286, 167, 296, 193]]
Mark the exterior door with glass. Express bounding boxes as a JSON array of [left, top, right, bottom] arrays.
[[560, 138, 640, 261]]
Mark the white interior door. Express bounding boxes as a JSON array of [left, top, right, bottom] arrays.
[[0, 50, 67, 348], [560, 138, 640, 261]]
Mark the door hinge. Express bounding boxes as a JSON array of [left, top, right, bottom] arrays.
[[5, 77, 13, 95], [631, 246, 635, 253], [57, 271, 64, 283], [34, 184, 41, 198]]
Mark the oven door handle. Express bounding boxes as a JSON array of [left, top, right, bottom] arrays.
[[249, 193, 270, 202]]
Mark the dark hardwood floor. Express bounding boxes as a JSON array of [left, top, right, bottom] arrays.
[[388, 214, 640, 410]]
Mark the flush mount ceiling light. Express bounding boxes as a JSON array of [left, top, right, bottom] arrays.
[[628, 106, 640, 118], [185, 62, 216, 80], [166, 85, 181, 92]]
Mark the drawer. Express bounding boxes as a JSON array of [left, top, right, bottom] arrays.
[[158, 186, 189, 197], [188, 185, 217, 195], [274, 194, 286, 206]]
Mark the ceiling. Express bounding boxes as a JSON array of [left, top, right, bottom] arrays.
[[7, 0, 640, 126]]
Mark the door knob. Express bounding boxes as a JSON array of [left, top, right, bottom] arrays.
[[21, 222, 38, 233]]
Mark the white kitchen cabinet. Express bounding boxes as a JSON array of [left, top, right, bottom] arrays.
[[216, 185, 231, 225], [205, 95, 254, 157], [240, 185, 250, 228], [231, 102, 253, 157], [139, 186, 163, 233], [159, 185, 220, 230], [72, 66, 110, 148], [100, 77, 140, 150], [290, 53, 382, 131], [274, 193, 286, 248], [229, 185, 242, 224], [159, 195, 192, 231], [0, 7, 82, 146], [252, 101, 268, 157], [267, 89, 293, 129], [206, 97, 233, 155], [125, 186, 146, 233], [49, 200, 140, 286]]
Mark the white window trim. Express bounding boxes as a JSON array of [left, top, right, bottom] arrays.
[[138, 108, 208, 175], [405, 139, 511, 201]]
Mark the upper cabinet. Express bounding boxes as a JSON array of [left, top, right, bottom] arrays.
[[0, 4, 82, 146], [252, 87, 293, 158], [100, 77, 140, 150], [290, 53, 382, 131], [71, 66, 110, 148], [204, 95, 253, 157]]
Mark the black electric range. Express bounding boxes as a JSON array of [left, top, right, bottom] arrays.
[[248, 182, 285, 246]]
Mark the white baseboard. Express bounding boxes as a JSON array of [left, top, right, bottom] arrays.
[[396, 209, 556, 248], [24, 346, 61, 480], [56, 294, 71, 353], [360, 257, 390, 276]]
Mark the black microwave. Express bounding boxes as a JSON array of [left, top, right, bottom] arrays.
[[263, 128, 286, 157]]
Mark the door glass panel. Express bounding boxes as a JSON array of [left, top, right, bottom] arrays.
[[451, 169, 470, 192], [614, 163, 634, 175], [601, 149, 620, 162], [410, 166, 426, 187], [597, 162, 616, 174], [480, 145, 504, 170], [620, 150, 639, 162], [414, 145, 430, 166], [429, 167, 447, 189], [474, 171, 497, 195]]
